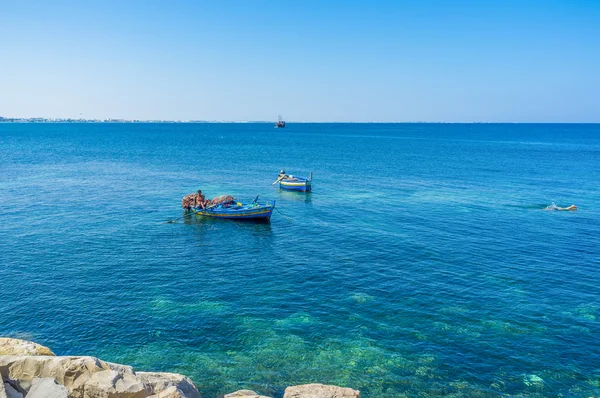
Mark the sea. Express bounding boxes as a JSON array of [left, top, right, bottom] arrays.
[[1, 123, 599, 397]]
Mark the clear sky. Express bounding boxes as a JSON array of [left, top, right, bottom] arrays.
[[1, 0, 599, 122]]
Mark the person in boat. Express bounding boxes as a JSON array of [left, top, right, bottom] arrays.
[[195, 190, 211, 209], [277, 170, 299, 182], [278, 170, 288, 180]]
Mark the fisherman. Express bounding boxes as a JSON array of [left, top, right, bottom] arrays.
[[196, 190, 209, 209], [278, 170, 288, 180]]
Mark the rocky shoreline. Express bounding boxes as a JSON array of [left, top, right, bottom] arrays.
[[0, 338, 359, 398]]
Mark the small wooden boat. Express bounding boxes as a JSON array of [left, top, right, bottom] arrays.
[[278, 172, 312, 192], [190, 198, 275, 221]]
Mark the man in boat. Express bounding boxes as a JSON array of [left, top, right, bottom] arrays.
[[277, 170, 299, 182], [195, 190, 211, 209]]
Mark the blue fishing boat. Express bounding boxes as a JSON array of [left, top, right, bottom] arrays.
[[275, 171, 313, 192], [190, 198, 275, 221]]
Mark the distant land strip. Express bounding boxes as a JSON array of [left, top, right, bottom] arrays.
[[1, 117, 596, 124]]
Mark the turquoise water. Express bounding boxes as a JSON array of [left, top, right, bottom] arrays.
[[1, 123, 599, 397]]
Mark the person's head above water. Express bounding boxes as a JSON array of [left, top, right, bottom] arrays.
[[279, 170, 286, 174]]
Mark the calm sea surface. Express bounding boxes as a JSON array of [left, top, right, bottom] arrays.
[[1, 123, 599, 397]]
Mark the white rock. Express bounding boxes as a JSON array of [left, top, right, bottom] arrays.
[[148, 386, 186, 397], [0, 355, 108, 395], [283, 384, 360, 398], [0, 338, 54, 356], [82, 369, 146, 398], [0, 339, 202, 398], [224, 390, 271, 398], [27, 378, 68, 398], [138, 372, 201, 398]]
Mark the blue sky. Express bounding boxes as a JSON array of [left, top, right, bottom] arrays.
[[1, 0, 599, 122]]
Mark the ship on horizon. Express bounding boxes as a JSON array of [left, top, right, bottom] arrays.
[[275, 114, 286, 128]]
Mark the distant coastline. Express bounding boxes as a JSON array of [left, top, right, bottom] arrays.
[[0, 117, 270, 124], [0, 117, 441, 124]]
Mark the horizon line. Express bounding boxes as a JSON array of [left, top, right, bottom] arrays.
[[1, 117, 599, 124]]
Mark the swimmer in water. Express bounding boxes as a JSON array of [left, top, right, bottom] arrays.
[[545, 203, 577, 211], [560, 204, 577, 211]]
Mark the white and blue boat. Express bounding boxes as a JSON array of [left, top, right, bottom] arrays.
[[190, 198, 275, 222], [277, 172, 312, 192]]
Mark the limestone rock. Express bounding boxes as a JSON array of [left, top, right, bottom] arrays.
[[149, 386, 186, 398], [283, 384, 360, 398], [138, 372, 201, 398], [27, 378, 68, 398], [0, 355, 109, 396], [224, 390, 271, 398], [0, 354, 204, 398], [105, 362, 136, 376], [0, 338, 54, 356], [0, 339, 204, 398], [83, 369, 146, 398]]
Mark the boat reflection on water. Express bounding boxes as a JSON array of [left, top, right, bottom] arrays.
[[183, 213, 273, 239], [277, 189, 313, 204]]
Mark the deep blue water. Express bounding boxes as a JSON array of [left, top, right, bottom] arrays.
[[1, 123, 599, 397]]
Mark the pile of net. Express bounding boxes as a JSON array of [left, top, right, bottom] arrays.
[[181, 193, 200, 209], [210, 195, 235, 205], [181, 193, 235, 209]]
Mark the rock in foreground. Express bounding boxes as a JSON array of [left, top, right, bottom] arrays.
[[0, 338, 201, 398], [0, 338, 55, 357], [138, 372, 199, 398], [0, 338, 360, 398], [27, 378, 68, 398], [283, 384, 360, 398], [224, 390, 271, 398]]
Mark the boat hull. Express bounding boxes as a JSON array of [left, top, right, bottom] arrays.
[[279, 179, 312, 192], [190, 201, 275, 221]]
